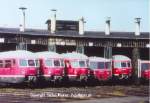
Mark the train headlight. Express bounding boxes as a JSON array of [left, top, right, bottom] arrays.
[[21, 71, 25, 75], [74, 70, 78, 75], [107, 71, 110, 75], [48, 71, 52, 75]]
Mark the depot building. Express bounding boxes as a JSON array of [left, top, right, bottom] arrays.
[[0, 13, 149, 62]]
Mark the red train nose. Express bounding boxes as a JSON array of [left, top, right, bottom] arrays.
[[26, 67, 37, 76]]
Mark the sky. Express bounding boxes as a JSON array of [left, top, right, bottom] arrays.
[[0, 0, 149, 32]]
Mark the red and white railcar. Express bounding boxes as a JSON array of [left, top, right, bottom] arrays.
[[138, 59, 150, 81], [0, 50, 38, 84], [89, 57, 112, 81], [36, 51, 64, 82], [112, 55, 132, 79], [61, 52, 89, 82]]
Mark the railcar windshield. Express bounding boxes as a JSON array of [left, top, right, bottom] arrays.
[[20, 59, 28, 67], [19, 59, 38, 67], [45, 59, 53, 67], [45, 59, 64, 68], [105, 62, 111, 69], [141, 63, 150, 71], [71, 61, 79, 68], [71, 60, 87, 68], [114, 61, 131, 68], [28, 60, 35, 66], [90, 61, 111, 69], [79, 61, 86, 68], [54, 60, 61, 67], [114, 62, 121, 68]]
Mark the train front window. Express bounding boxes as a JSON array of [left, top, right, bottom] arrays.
[[71, 61, 79, 68], [19, 59, 27, 67], [35, 60, 40, 67], [89, 62, 97, 70], [28, 60, 35, 66], [54, 60, 61, 67], [127, 62, 131, 67], [114, 62, 121, 68], [61, 60, 64, 67], [121, 62, 127, 68], [141, 63, 150, 71], [79, 60, 86, 68], [105, 62, 111, 69], [45, 59, 53, 67], [98, 62, 105, 69]]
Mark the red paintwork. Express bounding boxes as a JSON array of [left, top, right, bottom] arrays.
[[93, 69, 111, 81], [113, 68, 132, 76], [112, 60, 133, 79], [0, 58, 37, 83], [64, 60, 89, 80], [141, 70, 150, 80], [140, 61, 150, 80], [39, 59, 64, 81]]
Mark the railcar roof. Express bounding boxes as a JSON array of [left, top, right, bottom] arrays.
[[112, 55, 131, 61], [138, 59, 150, 63], [89, 57, 111, 62], [61, 52, 88, 60], [0, 50, 36, 59], [35, 51, 63, 59]]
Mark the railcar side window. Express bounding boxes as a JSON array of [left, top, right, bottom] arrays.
[[45, 59, 53, 67], [20, 59, 27, 67], [54, 60, 60, 67], [5, 60, 11, 68], [0, 60, 3, 68], [28, 60, 35, 66]]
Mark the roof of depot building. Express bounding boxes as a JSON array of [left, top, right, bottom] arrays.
[[0, 27, 149, 39]]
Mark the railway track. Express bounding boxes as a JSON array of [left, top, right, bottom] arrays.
[[0, 85, 149, 102]]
